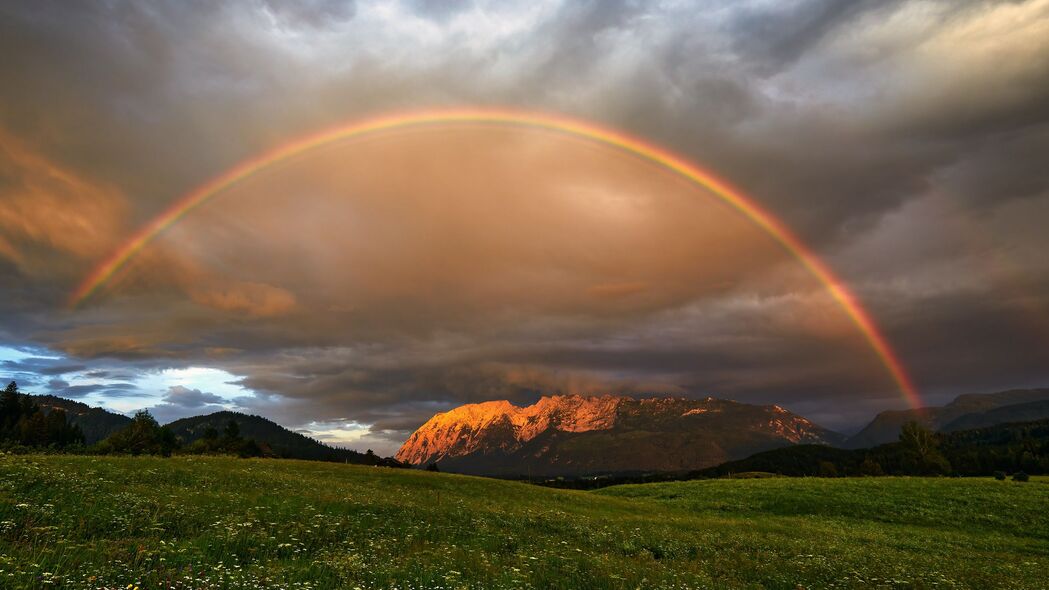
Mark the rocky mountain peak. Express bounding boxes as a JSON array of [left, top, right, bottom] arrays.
[[396, 394, 843, 475]]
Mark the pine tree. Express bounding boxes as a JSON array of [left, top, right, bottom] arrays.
[[224, 420, 240, 440], [1, 381, 22, 431]]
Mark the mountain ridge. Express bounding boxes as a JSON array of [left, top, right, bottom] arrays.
[[845, 388, 1049, 448], [397, 394, 844, 476]]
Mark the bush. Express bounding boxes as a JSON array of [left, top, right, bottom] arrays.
[[993, 471, 1007, 481], [818, 461, 839, 477], [859, 457, 884, 477], [1012, 471, 1029, 482]]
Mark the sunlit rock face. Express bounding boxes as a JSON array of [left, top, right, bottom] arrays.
[[396, 395, 845, 476]]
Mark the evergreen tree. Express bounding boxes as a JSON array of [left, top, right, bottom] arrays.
[[223, 420, 240, 440], [1, 381, 22, 431], [183, 418, 263, 458], [97, 410, 178, 456], [0, 381, 84, 448]]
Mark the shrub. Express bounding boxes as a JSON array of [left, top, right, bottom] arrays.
[[1012, 471, 1029, 482], [993, 471, 1007, 481], [818, 461, 839, 477], [859, 457, 884, 477]]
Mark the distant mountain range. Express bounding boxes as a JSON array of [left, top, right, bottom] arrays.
[[396, 394, 844, 476], [845, 388, 1049, 448], [694, 417, 1049, 479], [28, 386, 1049, 477]]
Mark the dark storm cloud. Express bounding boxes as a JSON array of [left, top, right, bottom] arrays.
[[936, 126, 1049, 208], [1, 0, 1049, 451]]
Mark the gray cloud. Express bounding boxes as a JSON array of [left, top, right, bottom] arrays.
[[147, 385, 228, 423], [3, 358, 86, 376], [727, 0, 891, 75], [43, 379, 107, 399]]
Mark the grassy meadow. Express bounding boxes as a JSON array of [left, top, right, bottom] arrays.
[[0, 455, 1046, 589]]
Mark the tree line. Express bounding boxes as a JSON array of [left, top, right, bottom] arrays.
[[1, 382, 84, 448], [0, 381, 264, 457], [93, 409, 268, 457]]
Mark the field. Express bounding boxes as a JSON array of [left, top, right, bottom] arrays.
[[0, 455, 1046, 589]]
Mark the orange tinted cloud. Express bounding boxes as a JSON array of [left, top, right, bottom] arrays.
[[587, 282, 649, 299], [190, 281, 297, 317], [102, 127, 787, 328], [0, 129, 127, 275]]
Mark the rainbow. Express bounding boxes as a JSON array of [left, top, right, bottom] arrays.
[[69, 108, 921, 409]]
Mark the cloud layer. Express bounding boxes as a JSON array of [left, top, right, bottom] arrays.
[[2, 0, 1049, 453]]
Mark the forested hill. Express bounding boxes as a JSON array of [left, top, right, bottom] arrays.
[[33, 395, 131, 444], [166, 411, 403, 466]]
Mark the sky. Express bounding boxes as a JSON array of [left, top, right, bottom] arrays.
[[1, 0, 1048, 456]]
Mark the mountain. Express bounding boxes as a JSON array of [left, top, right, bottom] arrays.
[[33, 395, 132, 444], [696, 418, 1049, 478], [941, 400, 1049, 432], [845, 388, 1049, 448], [166, 411, 402, 466], [396, 394, 844, 476]]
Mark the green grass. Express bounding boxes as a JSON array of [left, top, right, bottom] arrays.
[[0, 455, 1046, 589]]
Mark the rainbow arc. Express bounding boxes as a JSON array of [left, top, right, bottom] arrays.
[[69, 108, 921, 409]]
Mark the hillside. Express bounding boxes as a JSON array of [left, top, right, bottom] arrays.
[[32, 395, 131, 444], [166, 411, 401, 466], [0, 454, 1044, 589], [398, 394, 844, 476], [846, 388, 1049, 448]]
